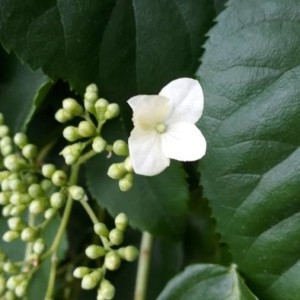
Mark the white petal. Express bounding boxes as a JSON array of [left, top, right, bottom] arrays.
[[159, 78, 204, 124], [128, 95, 171, 131], [128, 127, 170, 176], [161, 122, 206, 161]]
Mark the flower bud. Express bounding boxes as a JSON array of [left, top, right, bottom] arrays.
[[2, 204, 13, 217], [55, 108, 73, 123], [51, 170, 68, 187], [50, 192, 66, 209], [73, 266, 90, 279], [86, 83, 98, 94], [104, 251, 121, 271], [41, 179, 53, 192], [62, 98, 84, 116], [3, 261, 18, 273], [63, 126, 80, 142], [94, 223, 109, 238], [9, 192, 23, 205], [107, 163, 126, 180], [28, 183, 44, 198], [7, 217, 25, 232], [44, 208, 57, 220], [85, 245, 106, 259], [15, 281, 28, 298], [60, 143, 83, 165], [13, 132, 28, 148], [98, 280, 115, 300], [22, 144, 38, 160], [21, 227, 37, 242], [10, 205, 26, 216], [24, 173, 38, 185], [33, 238, 46, 254], [0, 124, 9, 137], [95, 98, 109, 119], [92, 137, 106, 153], [78, 121, 96, 138], [118, 246, 139, 262], [0, 192, 10, 205], [81, 270, 102, 290], [4, 291, 15, 300], [29, 198, 48, 215], [114, 213, 128, 231], [1, 144, 13, 156], [118, 174, 133, 192], [42, 164, 56, 178], [108, 229, 123, 246], [3, 230, 19, 242], [9, 178, 25, 192], [3, 154, 25, 172], [104, 103, 120, 119], [69, 185, 85, 200], [0, 170, 10, 181], [124, 157, 133, 172], [112, 140, 129, 156]]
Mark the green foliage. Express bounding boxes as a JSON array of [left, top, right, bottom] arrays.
[[197, 0, 300, 299], [157, 264, 258, 300], [0, 0, 214, 96]]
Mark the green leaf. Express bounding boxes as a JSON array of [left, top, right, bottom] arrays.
[[86, 155, 189, 239], [196, 0, 300, 299], [0, 47, 50, 133], [157, 264, 258, 300], [0, 0, 214, 96]]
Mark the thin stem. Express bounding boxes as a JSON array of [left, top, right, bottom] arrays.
[[134, 232, 154, 300], [44, 254, 58, 300], [79, 199, 110, 249]]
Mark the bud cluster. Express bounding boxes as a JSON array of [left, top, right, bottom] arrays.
[[73, 213, 138, 298], [55, 84, 121, 166]]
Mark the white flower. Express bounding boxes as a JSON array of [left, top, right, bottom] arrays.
[[127, 78, 206, 176]]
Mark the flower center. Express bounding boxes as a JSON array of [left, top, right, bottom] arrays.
[[155, 123, 167, 134]]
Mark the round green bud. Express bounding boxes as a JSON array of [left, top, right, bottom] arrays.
[[94, 223, 109, 238], [92, 137, 107, 153], [1, 144, 13, 156], [109, 228, 124, 245], [124, 157, 133, 172], [15, 281, 28, 298], [24, 173, 38, 185], [63, 126, 80, 142], [4, 291, 16, 300], [2, 204, 13, 217], [0, 170, 10, 181], [9, 178, 25, 192], [42, 164, 56, 178], [98, 280, 115, 300], [9, 192, 23, 205], [1, 178, 10, 191], [85, 245, 106, 259], [40, 179, 53, 192], [44, 208, 57, 220], [60, 143, 83, 165], [86, 83, 98, 94], [73, 266, 90, 279], [28, 183, 44, 198], [104, 103, 120, 120], [13, 132, 28, 148], [50, 192, 66, 209], [114, 213, 128, 231], [21, 227, 37, 242], [29, 198, 48, 215], [33, 238, 46, 254], [10, 204, 26, 216], [55, 108, 73, 123], [107, 163, 126, 180], [3, 230, 19, 242], [3, 261, 18, 273], [7, 217, 25, 232], [104, 251, 121, 271], [22, 144, 38, 160], [51, 170, 68, 187], [62, 98, 84, 116], [68, 185, 85, 201], [118, 175, 133, 192], [112, 140, 129, 156], [3, 154, 24, 172], [119, 246, 139, 262], [0, 191, 10, 205], [0, 124, 9, 137], [0, 136, 12, 147], [81, 270, 102, 290], [6, 275, 19, 290], [95, 98, 109, 118], [78, 121, 96, 138]]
